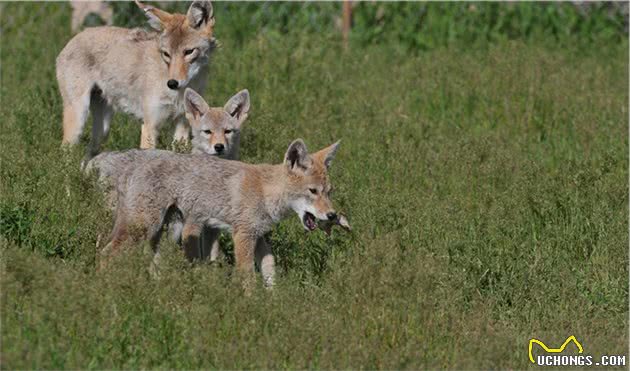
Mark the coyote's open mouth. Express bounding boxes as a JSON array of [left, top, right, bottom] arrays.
[[302, 212, 317, 231]]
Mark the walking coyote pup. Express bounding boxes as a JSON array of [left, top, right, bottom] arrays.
[[101, 139, 347, 287]]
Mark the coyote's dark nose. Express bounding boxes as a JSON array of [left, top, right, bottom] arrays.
[[326, 212, 337, 221], [167, 79, 179, 90], [214, 143, 225, 153]]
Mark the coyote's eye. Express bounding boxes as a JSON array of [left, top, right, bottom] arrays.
[[203, 129, 212, 135], [162, 51, 170, 58], [309, 188, 318, 195], [224, 129, 232, 134], [184, 48, 195, 56]]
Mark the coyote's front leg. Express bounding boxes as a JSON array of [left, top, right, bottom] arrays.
[[233, 229, 256, 291], [255, 236, 275, 288], [140, 119, 160, 149], [140, 105, 167, 149], [172, 117, 191, 144]]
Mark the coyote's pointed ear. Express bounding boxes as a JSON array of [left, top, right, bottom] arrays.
[[224, 89, 250, 128], [187, 1, 214, 32], [184, 88, 210, 123], [284, 139, 311, 172], [135, 0, 172, 31], [314, 141, 340, 169]]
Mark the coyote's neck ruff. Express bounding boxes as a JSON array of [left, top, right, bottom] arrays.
[[57, 1, 216, 157]]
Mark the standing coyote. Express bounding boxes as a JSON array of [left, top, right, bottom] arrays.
[[57, 0, 216, 158], [86, 87, 250, 261], [101, 139, 346, 287]]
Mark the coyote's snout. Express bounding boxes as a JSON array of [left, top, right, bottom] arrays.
[[57, 0, 216, 158]]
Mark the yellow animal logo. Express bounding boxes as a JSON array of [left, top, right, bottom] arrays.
[[529, 336, 584, 363]]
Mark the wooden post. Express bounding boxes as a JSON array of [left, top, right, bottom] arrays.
[[342, 1, 352, 50]]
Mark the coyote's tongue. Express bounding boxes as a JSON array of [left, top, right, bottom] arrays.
[[303, 212, 317, 231]]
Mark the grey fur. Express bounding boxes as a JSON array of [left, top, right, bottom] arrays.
[[98, 140, 342, 288], [87, 89, 251, 261]]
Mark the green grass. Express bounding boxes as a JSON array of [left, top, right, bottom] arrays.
[[1, 2, 628, 369]]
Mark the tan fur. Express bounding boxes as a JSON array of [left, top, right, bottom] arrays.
[[70, 1, 113, 34], [57, 1, 216, 158], [100, 140, 343, 288]]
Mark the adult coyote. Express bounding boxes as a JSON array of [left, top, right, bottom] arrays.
[[57, 1, 216, 157]]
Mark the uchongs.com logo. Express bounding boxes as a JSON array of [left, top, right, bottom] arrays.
[[529, 335, 627, 367]]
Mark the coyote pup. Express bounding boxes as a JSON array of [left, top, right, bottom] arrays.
[[57, 0, 216, 158], [87, 87, 250, 188], [101, 139, 343, 287], [87, 88, 250, 261]]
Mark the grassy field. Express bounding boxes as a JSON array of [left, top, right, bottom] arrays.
[[1, 2, 628, 369]]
